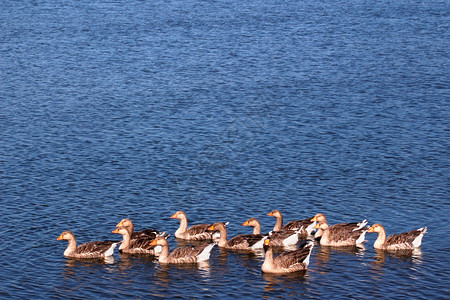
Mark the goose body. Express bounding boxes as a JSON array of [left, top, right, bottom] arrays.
[[312, 213, 367, 241], [208, 222, 267, 250], [314, 221, 368, 247], [368, 223, 427, 250], [57, 231, 119, 259], [171, 211, 221, 240], [261, 239, 314, 274], [112, 227, 162, 255], [150, 236, 215, 264], [267, 210, 316, 236], [242, 218, 299, 247]]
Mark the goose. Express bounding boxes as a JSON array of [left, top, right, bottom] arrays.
[[57, 230, 119, 259], [267, 210, 316, 236], [261, 239, 314, 274], [207, 222, 267, 251], [312, 213, 367, 241], [112, 226, 163, 255], [115, 218, 165, 240], [367, 223, 427, 250], [149, 236, 215, 264], [314, 221, 367, 247], [242, 218, 300, 247], [170, 211, 223, 240]]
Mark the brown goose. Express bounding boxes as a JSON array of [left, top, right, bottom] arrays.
[[149, 236, 215, 264], [314, 221, 367, 247], [242, 218, 299, 247], [116, 218, 165, 240], [267, 210, 316, 236], [261, 239, 314, 274], [367, 223, 427, 250], [207, 222, 267, 251], [112, 226, 163, 255], [312, 213, 367, 241], [171, 211, 222, 240], [57, 230, 119, 259]]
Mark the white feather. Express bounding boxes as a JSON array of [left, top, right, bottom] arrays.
[[412, 227, 427, 248], [282, 232, 299, 246], [305, 221, 317, 235], [251, 236, 268, 249], [197, 243, 215, 262], [302, 242, 314, 266], [355, 230, 367, 245], [104, 242, 120, 257], [353, 219, 368, 231]]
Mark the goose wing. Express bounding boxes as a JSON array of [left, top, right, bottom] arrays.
[[168, 244, 212, 263], [283, 219, 314, 231], [228, 234, 266, 249], [76, 241, 118, 257], [328, 226, 366, 242], [385, 228, 426, 248], [274, 243, 313, 270], [184, 224, 214, 240], [131, 228, 160, 240]]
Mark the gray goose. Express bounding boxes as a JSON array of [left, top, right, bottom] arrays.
[[267, 210, 316, 236], [149, 236, 215, 264], [367, 223, 427, 250], [261, 239, 314, 274], [207, 222, 267, 251], [312, 213, 368, 241], [314, 221, 367, 247], [112, 226, 163, 255], [115, 218, 163, 240], [242, 218, 299, 247], [57, 230, 119, 259], [171, 211, 223, 240]]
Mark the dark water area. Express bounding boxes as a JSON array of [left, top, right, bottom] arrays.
[[1, 0, 449, 298]]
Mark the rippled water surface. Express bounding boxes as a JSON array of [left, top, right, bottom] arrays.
[[1, 0, 449, 298]]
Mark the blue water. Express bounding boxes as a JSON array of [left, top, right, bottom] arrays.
[[1, 0, 449, 298]]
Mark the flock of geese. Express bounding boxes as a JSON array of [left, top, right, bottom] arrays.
[[57, 210, 427, 274]]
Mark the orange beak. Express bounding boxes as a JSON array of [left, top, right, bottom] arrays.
[[208, 225, 215, 231], [312, 216, 318, 221], [368, 226, 374, 233], [56, 234, 63, 240], [264, 239, 270, 246], [149, 239, 157, 246], [267, 212, 273, 216], [242, 221, 249, 226], [112, 228, 119, 234], [314, 223, 320, 229], [170, 212, 178, 219], [116, 220, 124, 227]]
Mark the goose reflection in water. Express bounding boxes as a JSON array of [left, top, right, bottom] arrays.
[[372, 248, 423, 264], [262, 271, 310, 297], [315, 245, 365, 262]]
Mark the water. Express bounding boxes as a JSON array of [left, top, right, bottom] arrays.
[[1, 0, 449, 298]]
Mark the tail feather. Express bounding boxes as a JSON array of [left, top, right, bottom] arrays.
[[412, 227, 427, 248], [197, 243, 215, 262]]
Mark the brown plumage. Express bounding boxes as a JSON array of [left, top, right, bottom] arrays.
[[261, 239, 314, 273], [367, 223, 427, 250], [208, 222, 267, 251], [116, 218, 163, 240], [267, 210, 316, 236], [57, 230, 119, 259], [171, 211, 219, 240], [314, 221, 367, 247], [242, 218, 300, 247], [312, 213, 367, 241], [112, 226, 162, 255], [150, 236, 215, 264]]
